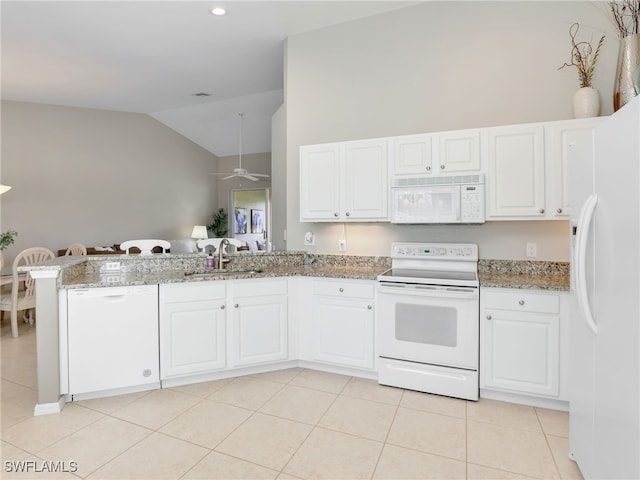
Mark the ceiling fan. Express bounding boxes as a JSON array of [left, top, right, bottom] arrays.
[[213, 112, 270, 182]]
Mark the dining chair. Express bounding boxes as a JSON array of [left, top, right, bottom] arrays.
[[120, 239, 171, 255], [0, 247, 55, 338], [64, 242, 87, 256]]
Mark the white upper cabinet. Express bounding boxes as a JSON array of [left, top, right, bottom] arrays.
[[300, 139, 388, 222], [299, 143, 341, 221], [437, 129, 481, 173], [545, 118, 603, 219], [391, 134, 433, 175], [485, 124, 546, 219], [391, 129, 481, 176], [486, 119, 602, 220]]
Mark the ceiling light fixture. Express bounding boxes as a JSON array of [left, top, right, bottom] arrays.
[[210, 7, 227, 16]]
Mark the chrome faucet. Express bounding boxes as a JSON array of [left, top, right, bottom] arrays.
[[218, 238, 230, 270]]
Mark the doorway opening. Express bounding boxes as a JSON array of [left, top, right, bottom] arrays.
[[229, 188, 271, 251]]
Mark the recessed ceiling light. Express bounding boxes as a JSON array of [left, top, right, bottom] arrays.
[[210, 7, 227, 16]]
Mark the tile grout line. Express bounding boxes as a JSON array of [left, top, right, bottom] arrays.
[[369, 387, 405, 479], [534, 407, 565, 479], [277, 372, 352, 478]]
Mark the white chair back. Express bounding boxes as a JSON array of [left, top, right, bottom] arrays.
[[65, 243, 87, 256], [0, 247, 55, 337], [120, 239, 171, 255]]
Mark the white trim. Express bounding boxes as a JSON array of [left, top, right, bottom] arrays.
[[33, 397, 66, 416], [27, 269, 60, 279]]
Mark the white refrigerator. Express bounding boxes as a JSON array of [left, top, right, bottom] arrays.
[[569, 95, 640, 479]]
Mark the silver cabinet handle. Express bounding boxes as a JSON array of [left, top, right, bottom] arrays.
[[234, 303, 239, 308], [426, 166, 431, 171], [539, 208, 545, 214], [440, 164, 445, 170], [334, 212, 339, 217], [519, 300, 525, 306], [486, 314, 492, 320], [220, 305, 225, 310], [345, 212, 350, 217], [339, 287, 344, 293], [557, 208, 562, 214], [367, 305, 372, 310]]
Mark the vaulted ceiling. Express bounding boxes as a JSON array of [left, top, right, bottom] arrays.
[[2, 1, 417, 156]]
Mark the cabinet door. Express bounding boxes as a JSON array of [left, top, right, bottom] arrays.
[[300, 143, 341, 221], [160, 300, 226, 379], [437, 129, 481, 173], [483, 309, 560, 396], [311, 296, 375, 369], [230, 295, 288, 366], [391, 134, 433, 175], [486, 124, 546, 218], [343, 139, 388, 220], [545, 119, 601, 218]]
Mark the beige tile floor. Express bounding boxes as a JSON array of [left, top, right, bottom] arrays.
[[1, 322, 584, 479]]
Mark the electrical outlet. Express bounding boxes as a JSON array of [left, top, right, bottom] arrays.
[[526, 242, 537, 258], [105, 261, 121, 271], [338, 239, 347, 252]]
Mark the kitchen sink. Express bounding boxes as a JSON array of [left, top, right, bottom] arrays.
[[185, 269, 263, 277]]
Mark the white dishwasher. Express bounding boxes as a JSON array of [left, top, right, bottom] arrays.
[[67, 285, 160, 397]]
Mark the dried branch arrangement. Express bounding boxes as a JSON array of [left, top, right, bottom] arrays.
[[559, 23, 606, 88], [610, 0, 640, 38]]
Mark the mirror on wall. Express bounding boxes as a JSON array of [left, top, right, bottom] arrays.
[[229, 188, 272, 251]]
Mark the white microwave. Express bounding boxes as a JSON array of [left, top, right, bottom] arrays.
[[390, 174, 485, 224]]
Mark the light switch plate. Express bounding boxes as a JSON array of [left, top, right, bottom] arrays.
[[304, 232, 315, 246]]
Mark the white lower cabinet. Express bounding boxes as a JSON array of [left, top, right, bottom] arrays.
[[159, 282, 227, 379], [481, 288, 565, 398], [228, 279, 288, 367], [309, 279, 375, 370]]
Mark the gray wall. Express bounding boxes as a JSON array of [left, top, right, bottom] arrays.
[[1, 101, 217, 264], [282, 1, 617, 260]]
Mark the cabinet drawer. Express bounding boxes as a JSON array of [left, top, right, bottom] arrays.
[[161, 282, 226, 303], [232, 279, 288, 298], [313, 280, 374, 299], [483, 290, 559, 314]]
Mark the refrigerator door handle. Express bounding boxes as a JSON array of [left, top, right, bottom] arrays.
[[575, 193, 598, 335]]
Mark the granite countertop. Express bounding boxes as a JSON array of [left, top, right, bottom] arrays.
[[479, 272, 570, 291], [478, 259, 570, 292], [22, 253, 570, 291], [57, 262, 390, 289]]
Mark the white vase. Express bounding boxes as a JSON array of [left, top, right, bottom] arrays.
[[573, 86, 600, 118]]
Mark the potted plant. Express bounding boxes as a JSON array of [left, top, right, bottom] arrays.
[[559, 22, 605, 118], [0, 230, 17, 251], [207, 208, 228, 237]]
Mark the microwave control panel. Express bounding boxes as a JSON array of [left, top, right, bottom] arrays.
[[461, 184, 485, 224]]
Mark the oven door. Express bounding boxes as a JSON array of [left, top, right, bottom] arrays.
[[376, 281, 479, 370]]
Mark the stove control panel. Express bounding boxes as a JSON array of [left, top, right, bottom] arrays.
[[391, 242, 478, 260]]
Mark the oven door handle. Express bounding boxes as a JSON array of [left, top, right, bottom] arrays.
[[377, 282, 478, 299]]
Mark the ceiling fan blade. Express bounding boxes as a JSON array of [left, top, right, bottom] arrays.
[[250, 173, 270, 178], [244, 174, 259, 181], [222, 174, 237, 180]]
